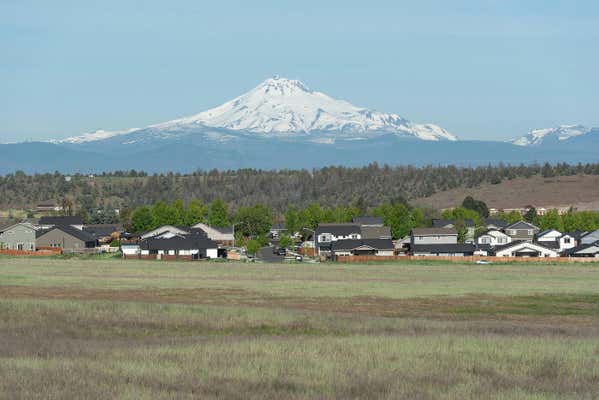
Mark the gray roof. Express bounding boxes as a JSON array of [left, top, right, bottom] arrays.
[[39, 216, 84, 226], [352, 216, 383, 226], [37, 225, 97, 243], [316, 224, 361, 236], [360, 225, 392, 239], [411, 243, 476, 254], [505, 221, 539, 231], [83, 224, 123, 237], [412, 227, 457, 236], [563, 241, 599, 256], [484, 218, 508, 228]]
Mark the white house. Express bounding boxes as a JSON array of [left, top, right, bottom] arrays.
[[476, 229, 512, 246], [492, 241, 559, 258]]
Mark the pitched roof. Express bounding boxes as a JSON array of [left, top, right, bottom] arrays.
[[140, 236, 217, 251], [563, 241, 599, 256], [491, 240, 557, 254], [432, 219, 474, 228], [352, 216, 383, 226], [412, 227, 457, 236], [39, 216, 84, 226], [360, 225, 392, 239], [484, 218, 509, 228], [505, 221, 539, 230], [83, 224, 123, 237], [316, 224, 361, 236], [37, 225, 97, 243], [332, 239, 394, 251], [536, 228, 562, 238], [411, 243, 476, 254]]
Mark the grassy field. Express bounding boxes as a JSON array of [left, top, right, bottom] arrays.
[[1, 258, 599, 399]]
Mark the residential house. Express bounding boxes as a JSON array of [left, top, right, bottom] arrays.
[[535, 229, 578, 252], [411, 228, 458, 245], [315, 223, 361, 256], [491, 241, 559, 258], [410, 227, 475, 256], [36, 225, 97, 253], [192, 223, 235, 246], [331, 239, 395, 257], [0, 222, 36, 251], [352, 216, 391, 240], [503, 221, 540, 242], [564, 242, 599, 258], [432, 219, 475, 242], [476, 229, 512, 246], [38, 216, 85, 230], [138, 236, 218, 260]]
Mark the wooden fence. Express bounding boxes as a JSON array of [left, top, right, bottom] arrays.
[[335, 255, 599, 263], [0, 248, 61, 257]]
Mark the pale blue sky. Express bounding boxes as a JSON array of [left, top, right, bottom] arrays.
[[1, 0, 598, 142]]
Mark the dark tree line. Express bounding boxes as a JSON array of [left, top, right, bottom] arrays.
[[2, 163, 599, 217]]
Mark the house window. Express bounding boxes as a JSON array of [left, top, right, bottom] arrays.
[[564, 238, 571, 244], [528, 230, 533, 235], [351, 234, 358, 239], [509, 230, 516, 235]]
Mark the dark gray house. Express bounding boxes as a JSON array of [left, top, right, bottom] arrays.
[[139, 236, 218, 259], [36, 225, 97, 253], [0, 222, 37, 251]]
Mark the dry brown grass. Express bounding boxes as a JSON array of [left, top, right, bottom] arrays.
[[2, 260, 599, 399], [412, 174, 599, 210]]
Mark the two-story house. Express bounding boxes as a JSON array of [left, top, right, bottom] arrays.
[[503, 221, 540, 242], [476, 229, 512, 246], [410, 228, 476, 256], [315, 223, 361, 256], [431, 219, 476, 242], [0, 222, 37, 251]]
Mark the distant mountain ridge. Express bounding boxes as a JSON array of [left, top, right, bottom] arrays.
[[1, 77, 598, 174], [511, 125, 599, 146]]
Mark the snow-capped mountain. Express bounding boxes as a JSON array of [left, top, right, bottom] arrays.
[[511, 125, 596, 146], [62, 77, 456, 144]]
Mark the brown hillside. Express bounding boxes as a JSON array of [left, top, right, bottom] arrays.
[[413, 175, 599, 211]]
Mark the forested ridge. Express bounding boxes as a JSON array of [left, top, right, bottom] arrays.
[[2, 162, 599, 214]]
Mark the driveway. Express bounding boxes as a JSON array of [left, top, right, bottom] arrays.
[[257, 246, 284, 263]]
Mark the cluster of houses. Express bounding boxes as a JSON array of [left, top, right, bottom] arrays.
[[120, 223, 234, 260], [312, 217, 599, 259], [2, 214, 599, 260], [0, 216, 235, 260], [0, 216, 116, 253]]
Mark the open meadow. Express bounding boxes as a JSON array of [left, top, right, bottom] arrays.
[[1, 257, 599, 399]]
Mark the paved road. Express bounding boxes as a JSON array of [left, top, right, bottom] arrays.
[[257, 246, 285, 263]]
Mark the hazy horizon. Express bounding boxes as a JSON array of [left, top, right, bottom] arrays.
[[2, 0, 599, 143]]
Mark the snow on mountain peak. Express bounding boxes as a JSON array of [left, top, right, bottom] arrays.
[[151, 77, 457, 141], [511, 125, 591, 146], [61, 77, 457, 143]]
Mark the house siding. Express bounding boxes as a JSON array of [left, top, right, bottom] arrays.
[[0, 224, 36, 251], [36, 229, 94, 252]]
